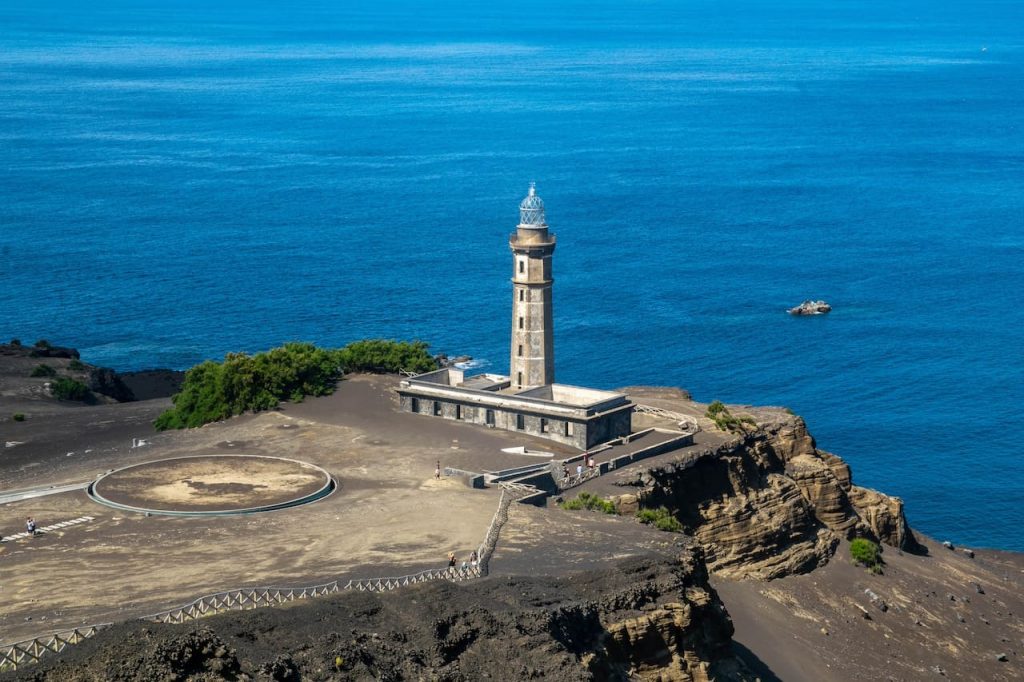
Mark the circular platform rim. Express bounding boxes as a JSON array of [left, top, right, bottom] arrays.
[[87, 454, 336, 517]]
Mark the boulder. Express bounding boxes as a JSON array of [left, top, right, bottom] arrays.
[[788, 300, 832, 315], [848, 485, 923, 552], [88, 367, 136, 403]]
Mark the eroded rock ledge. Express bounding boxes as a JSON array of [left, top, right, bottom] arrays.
[[611, 411, 921, 580], [13, 552, 755, 682]]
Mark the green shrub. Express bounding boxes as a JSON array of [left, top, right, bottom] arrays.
[[636, 506, 683, 532], [334, 339, 437, 374], [155, 342, 344, 430], [706, 400, 727, 416], [30, 364, 57, 378], [154, 340, 438, 431], [51, 377, 90, 401], [705, 400, 756, 433], [10, 338, 21, 346], [850, 538, 883, 571], [34, 339, 51, 349], [12, 413, 26, 422], [559, 492, 617, 514], [68, 359, 86, 371]]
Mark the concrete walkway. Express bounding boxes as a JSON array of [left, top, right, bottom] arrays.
[[0, 481, 90, 505]]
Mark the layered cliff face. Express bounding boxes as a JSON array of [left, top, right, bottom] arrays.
[[15, 552, 754, 682], [612, 412, 921, 580]]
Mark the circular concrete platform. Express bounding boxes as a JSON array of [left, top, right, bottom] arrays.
[[88, 455, 335, 516]]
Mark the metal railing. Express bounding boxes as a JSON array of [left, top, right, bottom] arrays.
[[0, 626, 108, 672], [635, 404, 701, 435], [556, 466, 601, 492]]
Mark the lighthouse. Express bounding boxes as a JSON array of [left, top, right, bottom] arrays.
[[509, 183, 556, 390]]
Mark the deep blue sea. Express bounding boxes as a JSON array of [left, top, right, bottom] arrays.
[[1, 0, 1022, 550]]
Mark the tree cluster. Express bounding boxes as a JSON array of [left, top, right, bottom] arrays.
[[154, 340, 436, 431]]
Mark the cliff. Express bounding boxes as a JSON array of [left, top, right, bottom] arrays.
[[610, 410, 922, 580], [10, 552, 754, 682]]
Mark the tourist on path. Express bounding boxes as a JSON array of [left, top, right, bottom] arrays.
[[576, 463, 584, 478], [448, 551, 456, 568], [435, 461, 441, 479], [470, 550, 478, 568], [26, 517, 38, 536]]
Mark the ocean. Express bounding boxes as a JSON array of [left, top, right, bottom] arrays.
[[1, 0, 1021, 550]]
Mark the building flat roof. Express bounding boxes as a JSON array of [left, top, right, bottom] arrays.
[[401, 368, 630, 415]]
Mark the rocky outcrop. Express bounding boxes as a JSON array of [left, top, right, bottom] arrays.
[[16, 553, 754, 682], [590, 550, 752, 681], [0, 341, 79, 359], [788, 300, 831, 315], [87, 367, 136, 403], [611, 412, 921, 579], [848, 484, 921, 552]]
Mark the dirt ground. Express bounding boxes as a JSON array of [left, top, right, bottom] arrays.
[[0, 375, 578, 643], [716, 536, 1024, 681], [3, 368, 1024, 681]]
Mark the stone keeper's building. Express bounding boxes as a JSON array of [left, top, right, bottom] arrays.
[[397, 184, 634, 450]]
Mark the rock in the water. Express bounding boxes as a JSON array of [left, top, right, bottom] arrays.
[[788, 300, 832, 315]]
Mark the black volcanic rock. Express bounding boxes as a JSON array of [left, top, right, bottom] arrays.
[[118, 369, 185, 401], [87, 367, 136, 403], [8, 555, 755, 681], [0, 342, 79, 359]]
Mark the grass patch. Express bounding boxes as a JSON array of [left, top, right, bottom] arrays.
[[12, 413, 26, 422], [30, 364, 57, 378], [636, 506, 683, 532], [850, 538, 884, 574], [559, 492, 617, 515], [51, 376, 90, 401], [34, 339, 51, 349], [68, 359, 86, 371]]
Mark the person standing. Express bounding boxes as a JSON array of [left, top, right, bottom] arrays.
[[435, 461, 441, 479], [447, 551, 456, 568], [26, 517, 37, 536]]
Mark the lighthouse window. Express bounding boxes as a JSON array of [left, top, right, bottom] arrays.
[[519, 289, 524, 302], [518, 260, 525, 274], [519, 317, 524, 329], [518, 344, 523, 357]]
